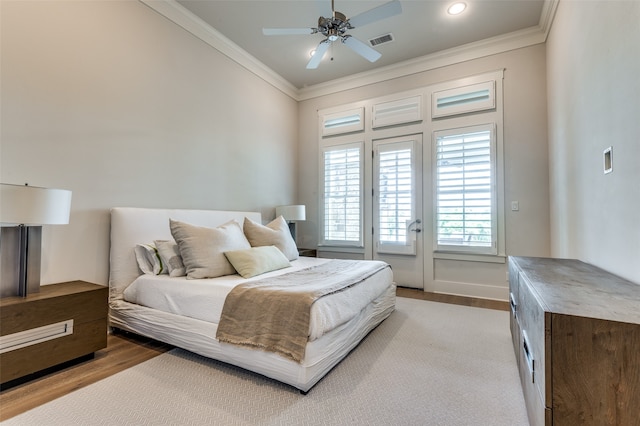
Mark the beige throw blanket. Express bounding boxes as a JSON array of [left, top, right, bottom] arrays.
[[216, 259, 390, 363]]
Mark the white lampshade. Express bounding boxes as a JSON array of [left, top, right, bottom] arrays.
[[0, 183, 72, 226], [275, 205, 306, 222]]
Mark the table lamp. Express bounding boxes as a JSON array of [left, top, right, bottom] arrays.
[[0, 183, 72, 298], [275, 205, 306, 241]]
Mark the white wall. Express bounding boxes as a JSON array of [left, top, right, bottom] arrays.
[[1, 1, 299, 286], [297, 44, 550, 299], [547, 1, 640, 284]]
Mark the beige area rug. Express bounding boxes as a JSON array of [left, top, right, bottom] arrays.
[[3, 298, 529, 425]]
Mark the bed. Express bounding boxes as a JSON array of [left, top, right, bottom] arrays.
[[108, 207, 396, 392]]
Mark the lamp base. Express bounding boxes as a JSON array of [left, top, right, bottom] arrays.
[[287, 222, 297, 242], [0, 226, 42, 298]]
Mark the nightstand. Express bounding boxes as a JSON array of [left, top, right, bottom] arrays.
[[0, 281, 108, 385], [298, 248, 317, 257]]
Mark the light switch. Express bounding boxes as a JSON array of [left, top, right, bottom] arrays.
[[511, 201, 519, 211]]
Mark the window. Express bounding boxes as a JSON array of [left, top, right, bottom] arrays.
[[374, 137, 420, 256], [432, 80, 495, 118], [378, 146, 413, 244], [320, 143, 363, 246], [321, 108, 364, 136], [434, 124, 497, 255]]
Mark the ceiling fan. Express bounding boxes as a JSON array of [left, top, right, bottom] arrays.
[[263, 0, 402, 69]]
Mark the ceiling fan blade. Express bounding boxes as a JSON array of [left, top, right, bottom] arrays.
[[263, 28, 316, 36], [342, 36, 382, 62], [347, 0, 402, 28], [306, 40, 332, 69]]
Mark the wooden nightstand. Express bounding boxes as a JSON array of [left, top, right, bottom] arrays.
[[0, 281, 108, 386], [298, 248, 317, 257]]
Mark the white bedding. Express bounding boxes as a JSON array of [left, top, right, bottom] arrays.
[[109, 207, 396, 392], [123, 257, 393, 341]]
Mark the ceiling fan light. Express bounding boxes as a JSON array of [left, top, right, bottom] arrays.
[[447, 2, 467, 15]]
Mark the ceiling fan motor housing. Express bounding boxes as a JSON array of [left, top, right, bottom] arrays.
[[318, 11, 349, 40]]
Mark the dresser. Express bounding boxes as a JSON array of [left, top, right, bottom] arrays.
[[0, 281, 108, 385], [509, 257, 640, 426]]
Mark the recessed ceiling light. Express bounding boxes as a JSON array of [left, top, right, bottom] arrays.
[[448, 2, 467, 15]]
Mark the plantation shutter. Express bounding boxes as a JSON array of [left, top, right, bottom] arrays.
[[321, 143, 363, 246], [374, 138, 419, 255], [435, 125, 496, 254]]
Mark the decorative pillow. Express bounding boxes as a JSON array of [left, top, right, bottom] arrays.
[[169, 219, 251, 279], [154, 240, 186, 277], [243, 216, 299, 261], [224, 245, 291, 278], [134, 243, 166, 275]]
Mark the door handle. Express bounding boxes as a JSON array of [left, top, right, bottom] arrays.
[[407, 219, 422, 232]]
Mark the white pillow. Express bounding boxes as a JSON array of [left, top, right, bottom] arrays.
[[224, 246, 291, 278], [134, 243, 166, 275], [243, 216, 299, 261], [154, 240, 186, 277], [170, 219, 251, 279]]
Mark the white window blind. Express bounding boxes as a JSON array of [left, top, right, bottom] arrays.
[[435, 125, 496, 254], [321, 144, 362, 245], [432, 80, 495, 118], [378, 147, 413, 244], [321, 108, 364, 136]]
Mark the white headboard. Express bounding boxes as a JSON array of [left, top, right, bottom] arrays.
[[109, 207, 261, 301]]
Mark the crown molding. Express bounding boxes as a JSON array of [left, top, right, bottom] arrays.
[[140, 0, 559, 102], [539, 0, 560, 40], [297, 25, 547, 100]]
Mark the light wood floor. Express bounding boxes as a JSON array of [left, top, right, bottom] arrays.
[[0, 292, 507, 421]]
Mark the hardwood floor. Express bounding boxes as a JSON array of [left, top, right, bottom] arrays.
[[0, 292, 507, 421], [396, 287, 509, 311]]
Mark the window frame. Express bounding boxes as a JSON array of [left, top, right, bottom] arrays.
[[433, 123, 498, 255], [319, 141, 365, 248]]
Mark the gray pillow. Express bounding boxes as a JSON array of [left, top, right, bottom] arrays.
[[134, 243, 166, 275], [243, 216, 299, 261], [170, 219, 251, 279], [154, 240, 186, 277]]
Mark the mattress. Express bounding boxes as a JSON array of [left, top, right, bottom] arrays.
[[123, 257, 393, 341]]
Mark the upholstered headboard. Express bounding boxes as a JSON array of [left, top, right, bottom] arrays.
[[108, 207, 261, 301]]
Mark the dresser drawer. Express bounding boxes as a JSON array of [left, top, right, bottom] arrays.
[[517, 275, 550, 408], [518, 341, 551, 426]]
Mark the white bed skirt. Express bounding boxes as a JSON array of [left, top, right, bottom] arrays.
[[110, 284, 395, 392]]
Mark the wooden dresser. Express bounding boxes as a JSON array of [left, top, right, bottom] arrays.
[[0, 281, 108, 385], [509, 257, 640, 426]]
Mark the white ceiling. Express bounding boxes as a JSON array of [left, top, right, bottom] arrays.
[[173, 0, 548, 90]]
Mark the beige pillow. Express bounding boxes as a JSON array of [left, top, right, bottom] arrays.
[[243, 216, 299, 260], [224, 246, 291, 278], [170, 219, 251, 279]]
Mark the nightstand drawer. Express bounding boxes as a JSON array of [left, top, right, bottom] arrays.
[[0, 281, 108, 385], [0, 319, 106, 383]]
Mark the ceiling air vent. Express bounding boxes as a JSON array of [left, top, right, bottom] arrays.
[[369, 33, 394, 47]]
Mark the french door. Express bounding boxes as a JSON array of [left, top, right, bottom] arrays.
[[372, 134, 423, 289]]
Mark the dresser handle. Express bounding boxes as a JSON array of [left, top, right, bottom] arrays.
[[522, 331, 535, 383], [509, 292, 517, 318]]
